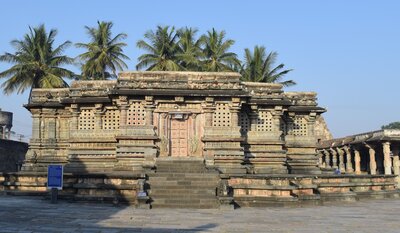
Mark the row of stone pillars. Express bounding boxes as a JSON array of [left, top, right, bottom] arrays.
[[319, 142, 399, 175]]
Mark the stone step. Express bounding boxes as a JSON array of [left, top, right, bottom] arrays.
[[148, 181, 218, 186], [153, 198, 218, 204], [156, 168, 207, 173], [151, 203, 219, 209], [149, 193, 217, 199], [149, 189, 216, 196], [148, 186, 217, 195], [149, 173, 219, 178]]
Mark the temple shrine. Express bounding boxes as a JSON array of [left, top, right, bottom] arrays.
[[1, 71, 398, 208]]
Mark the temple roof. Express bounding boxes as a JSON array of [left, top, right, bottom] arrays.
[[318, 129, 400, 149]]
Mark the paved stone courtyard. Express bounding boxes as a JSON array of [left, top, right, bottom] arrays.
[[0, 196, 400, 233]]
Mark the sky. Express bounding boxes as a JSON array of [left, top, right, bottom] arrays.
[[0, 0, 399, 140]]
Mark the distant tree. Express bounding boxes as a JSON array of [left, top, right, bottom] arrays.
[[240, 46, 295, 86], [200, 28, 240, 72], [76, 21, 129, 80], [0, 24, 75, 98], [136, 26, 182, 71], [176, 27, 202, 71], [381, 122, 400, 130]]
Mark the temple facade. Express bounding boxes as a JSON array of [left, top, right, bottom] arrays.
[[22, 71, 326, 175]]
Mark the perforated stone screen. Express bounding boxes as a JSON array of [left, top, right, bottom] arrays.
[[288, 117, 308, 136], [256, 111, 273, 132], [127, 102, 145, 125], [102, 109, 120, 130], [213, 103, 231, 127], [78, 109, 95, 130], [239, 111, 250, 134]]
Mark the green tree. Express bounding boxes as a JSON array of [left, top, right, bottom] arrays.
[[200, 28, 240, 72], [240, 46, 295, 86], [76, 21, 129, 80], [136, 26, 182, 71], [0, 24, 75, 97], [176, 27, 202, 71], [381, 122, 400, 130]]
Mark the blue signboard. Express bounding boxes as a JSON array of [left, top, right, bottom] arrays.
[[47, 165, 63, 190]]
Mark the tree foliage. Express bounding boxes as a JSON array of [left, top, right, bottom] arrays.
[[240, 46, 294, 86], [136, 26, 182, 71], [0, 24, 75, 96], [381, 122, 400, 130], [76, 21, 129, 80]]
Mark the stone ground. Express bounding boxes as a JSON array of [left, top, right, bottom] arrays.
[[0, 196, 400, 233]]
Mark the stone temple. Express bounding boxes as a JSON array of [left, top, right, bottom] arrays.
[[1, 71, 398, 208]]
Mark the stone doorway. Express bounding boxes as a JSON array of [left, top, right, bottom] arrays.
[[170, 118, 189, 157]]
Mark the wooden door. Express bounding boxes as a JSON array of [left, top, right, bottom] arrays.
[[170, 119, 188, 157]]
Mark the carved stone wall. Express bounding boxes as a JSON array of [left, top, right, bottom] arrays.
[[22, 72, 326, 175]]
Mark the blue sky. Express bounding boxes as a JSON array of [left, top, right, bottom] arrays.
[[0, 0, 399, 139]]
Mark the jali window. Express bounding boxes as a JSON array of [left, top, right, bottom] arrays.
[[127, 102, 145, 125]]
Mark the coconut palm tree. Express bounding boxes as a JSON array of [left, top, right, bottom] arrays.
[[241, 46, 295, 86], [0, 24, 75, 98], [200, 28, 240, 72], [176, 27, 202, 71], [76, 21, 129, 80], [136, 26, 182, 71]]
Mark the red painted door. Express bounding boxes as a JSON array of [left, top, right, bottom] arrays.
[[170, 119, 188, 157]]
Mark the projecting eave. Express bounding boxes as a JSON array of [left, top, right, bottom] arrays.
[[287, 106, 326, 113], [248, 98, 292, 106]]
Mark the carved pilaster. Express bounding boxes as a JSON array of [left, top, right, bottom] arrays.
[[307, 112, 317, 137], [118, 96, 128, 127], [203, 97, 215, 127], [144, 96, 155, 126], [31, 109, 42, 140], [70, 104, 79, 130], [249, 105, 258, 131], [94, 104, 104, 130]]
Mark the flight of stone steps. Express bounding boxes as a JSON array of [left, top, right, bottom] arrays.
[[147, 158, 221, 209]]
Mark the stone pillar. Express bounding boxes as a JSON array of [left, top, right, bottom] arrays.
[[307, 112, 317, 137], [383, 142, 392, 175], [203, 97, 214, 127], [120, 105, 128, 127], [118, 96, 129, 127], [230, 108, 239, 127], [354, 149, 361, 174], [145, 96, 154, 126], [365, 144, 377, 175], [330, 148, 338, 169], [336, 147, 345, 173], [318, 151, 325, 168], [70, 104, 79, 130], [204, 110, 213, 127], [343, 146, 354, 173], [230, 97, 241, 127], [94, 104, 103, 130], [323, 149, 331, 168], [393, 147, 400, 175]]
